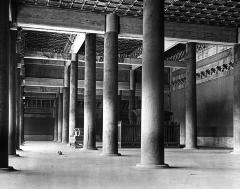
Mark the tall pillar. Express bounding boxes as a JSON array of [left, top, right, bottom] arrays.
[[16, 29, 23, 150], [129, 70, 136, 124], [0, 0, 10, 169], [15, 68, 20, 150], [102, 14, 119, 156], [8, 31, 17, 155], [83, 33, 97, 150], [69, 54, 78, 138], [185, 43, 197, 149], [233, 44, 240, 153], [118, 90, 122, 120], [62, 64, 70, 143], [137, 1, 167, 168], [19, 86, 24, 145], [57, 93, 63, 142], [53, 99, 58, 141]]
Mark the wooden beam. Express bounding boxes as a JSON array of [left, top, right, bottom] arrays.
[[16, 5, 105, 34], [24, 51, 186, 68], [24, 86, 105, 95], [24, 78, 63, 87], [24, 113, 53, 117], [24, 51, 70, 61], [24, 59, 131, 70], [24, 77, 130, 90], [123, 58, 186, 69], [70, 33, 85, 53], [24, 92, 56, 99], [24, 59, 65, 66], [24, 108, 53, 115], [15, 5, 237, 44], [24, 86, 60, 93], [165, 60, 186, 69], [165, 22, 237, 45], [25, 64, 130, 81]]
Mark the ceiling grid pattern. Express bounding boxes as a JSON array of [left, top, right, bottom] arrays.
[[16, 1, 234, 61], [79, 36, 142, 58], [18, 0, 240, 27], [23, 31, 71, 53]]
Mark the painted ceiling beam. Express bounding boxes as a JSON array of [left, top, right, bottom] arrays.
[[24, 59, 131, 70], [70, 33, 86, 54], [15, 5, 237, 44], [24, 51, 186, 68], [24, 77, 130, 90], [24, 86, 60, 94], [23, 85, 141, 98], [24, 86, 104, 96], [24, 92, 56, 99]]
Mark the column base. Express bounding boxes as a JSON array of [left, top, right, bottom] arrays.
[[136, 163, 169, 169], [100, 152, 121, 157], [81, 147, 98, 151], [9, 154, 20, 157], [0, 166, 16, 172], [230, 150, 240, 155], [183, 147, 198, 150]]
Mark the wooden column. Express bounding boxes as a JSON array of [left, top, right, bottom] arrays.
[[19, 86, 24, 145], [128, 70, 136, 124], [15, 67, 21, 150], [233, 44, 240, 154], [62, 64, 70, 143], [0, 0, 11, 169], [185, 43, 197, 149], [69, 54, 78, 138], [118, 90, 122, 120], [53, 99, 58, 142], [8, 31, 17, 155], [83, 34, 97, 150], [137, 0, 168, 168], [57, 93, 63, 142], [102, 14, 120, 156]]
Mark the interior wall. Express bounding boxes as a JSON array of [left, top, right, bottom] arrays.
[[24, 116, 54, 141], [171, 74, 233, 148]]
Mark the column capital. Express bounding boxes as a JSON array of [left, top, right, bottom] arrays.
[[130, 70, 135, 90], [118, 90, 122, 96], [65, 60, 71, 67], [234, 44, 240, 65], [185, 42, 196, 60], [64, 64, 70, 87], [71, 53, 78, 61], [106, 13, 119, 33]]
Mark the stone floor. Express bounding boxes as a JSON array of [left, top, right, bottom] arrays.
[[1, 141, 240, 189]]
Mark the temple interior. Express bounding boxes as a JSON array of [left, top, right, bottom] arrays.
[[1, 0, 240, 188]]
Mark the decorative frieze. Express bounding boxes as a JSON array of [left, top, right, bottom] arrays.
[[172, 48, 234, 91]]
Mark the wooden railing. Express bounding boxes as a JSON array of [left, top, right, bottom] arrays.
[[118, 123, 141, 148], [25, 99, 55, 108], [70, 123, 180, 148], [118, 121, 180, 148], [164, 122, 180, 147]]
